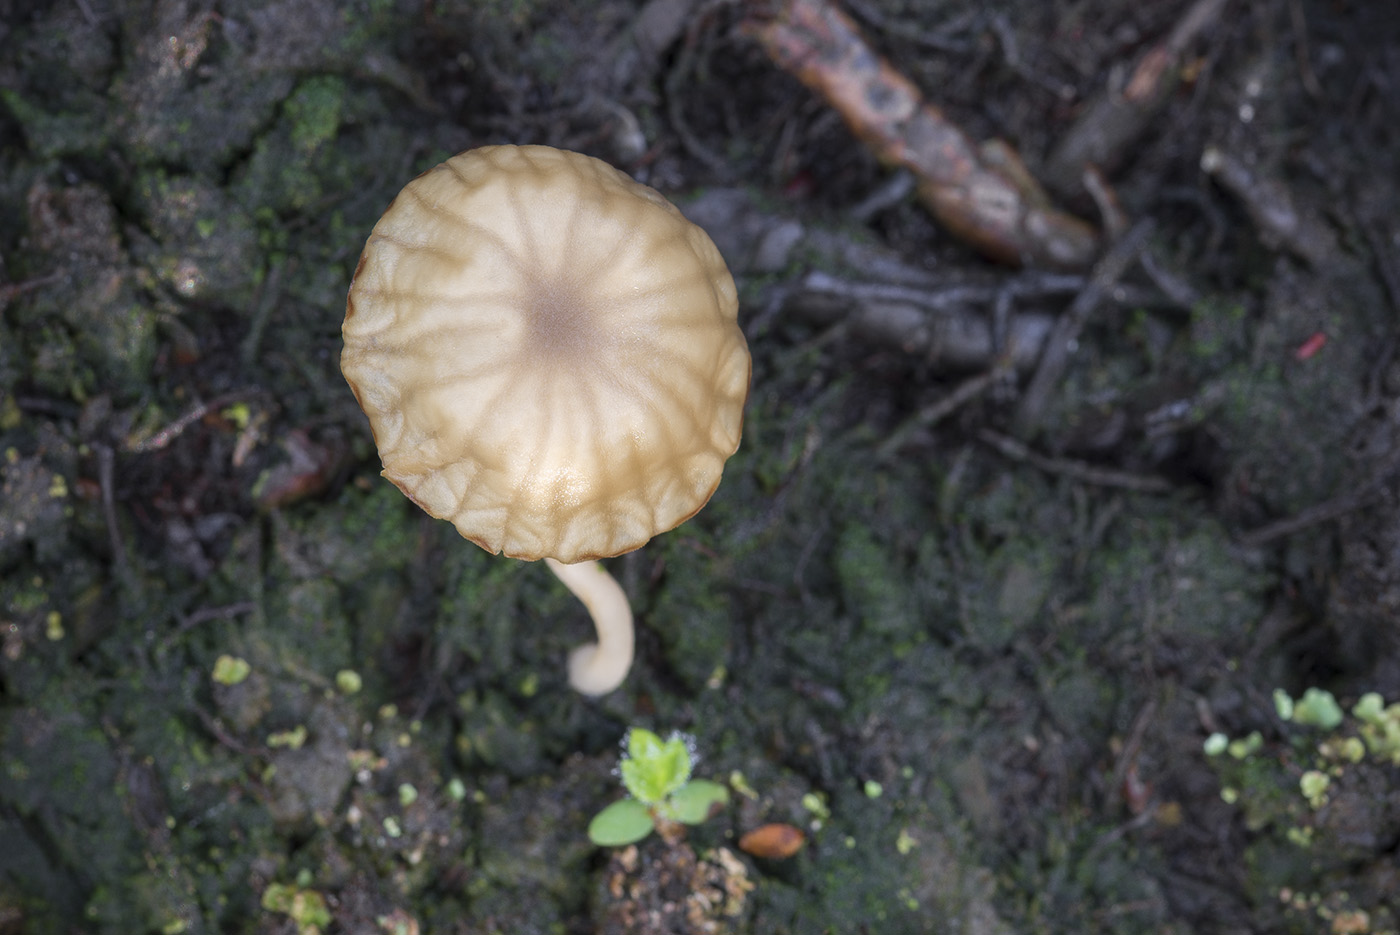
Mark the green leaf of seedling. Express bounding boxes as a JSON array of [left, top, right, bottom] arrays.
[[619, 728, 692, 805], [665, 779, 729, 825], [588, 799, 656, 847]]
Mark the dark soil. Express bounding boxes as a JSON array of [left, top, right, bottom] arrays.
[[3, 1, 1400, 933]]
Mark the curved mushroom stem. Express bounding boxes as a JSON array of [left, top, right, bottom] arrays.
[[544, 557, 635, 696]]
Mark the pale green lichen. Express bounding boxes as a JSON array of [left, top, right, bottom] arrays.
[[261, 883, 330, 935], [267, 726, 307, 750], [1299, 771, 1330, 809], [211, 655, 251, 686]]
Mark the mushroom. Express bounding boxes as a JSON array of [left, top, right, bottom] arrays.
[[341, 144, 750, 695]]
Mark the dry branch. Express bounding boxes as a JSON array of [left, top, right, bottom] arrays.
[[786, 268, 1078, 371], [1012, 219, 1155, 436], [743, 0, 1100, 270], [1200, 145, 1337, 266], [1044, 0, 1228, 199], [978, 428, 1173, 493]]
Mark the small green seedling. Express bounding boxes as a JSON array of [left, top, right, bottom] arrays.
[[587, 728, 729, 847]]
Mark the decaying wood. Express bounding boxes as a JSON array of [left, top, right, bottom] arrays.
[[683, 186, 1183, 375], [743, 0, 1100, 270], [783, 266, 1179, 370], [789, 275, 1058, 370]]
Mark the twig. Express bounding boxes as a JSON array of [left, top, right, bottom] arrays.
[[95, 444, 129, 578], [0, 272, 63, 308], [792, 289, 1056, 371], [989, 11, 1077, 102], [1012, 219, 1154, 437], [1365, 221, 1400, 318], [240, 259, 287, 369], [1237, 444, 1400, 547], [876, 363, 1009, 459], [848, 170, 915, 223], [124, 389, 263, 453], [1045, 0, 1229, 198], [799, 268, 1087, 310], [1288, 0, 1323, 99], [1138, 247, 1200, 309], [665, 1, 733, 176], [787, 262, 1178, 373], [1104, 698, 1158, 815], [1236, 491, 1370, 548], [1081, 165, 1129, 241], [73, 0, 100, 27], [977, 428, 1172, 493], [1362, 220, 1400, 406], [743, 0, 1099, 269], [841, 0, 979, 54], [1199, 146, 1336, 266], [1082, 808, 1158, 870], [192, 704, 265, 757], [166, 602, 258, 646]]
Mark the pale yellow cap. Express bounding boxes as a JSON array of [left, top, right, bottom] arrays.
[[342, 145, 750, 563]]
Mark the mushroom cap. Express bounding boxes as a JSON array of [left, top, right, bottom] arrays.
[[342, 145, 750, 563]]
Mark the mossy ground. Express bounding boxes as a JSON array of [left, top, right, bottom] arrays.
[[3, 1, 1399, 933]]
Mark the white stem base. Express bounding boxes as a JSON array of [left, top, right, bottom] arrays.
[[545, 557, 635, 696]]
